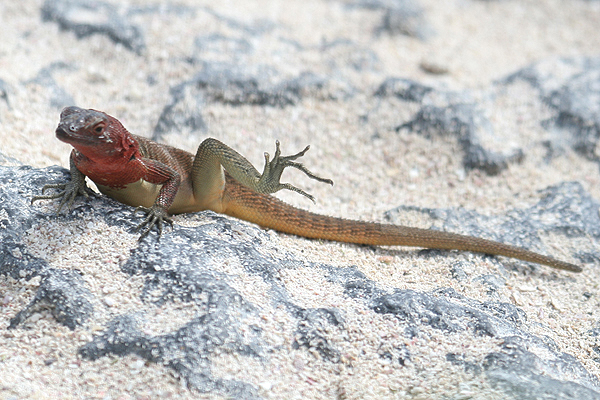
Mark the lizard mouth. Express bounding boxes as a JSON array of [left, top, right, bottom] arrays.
[[55, 126, 76, 143], [55, 125, 96, 145]]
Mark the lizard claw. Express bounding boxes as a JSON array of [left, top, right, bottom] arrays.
[[32, 181, 90, 213], [135, 205, 173, 239], [257, 140, 333, 201]]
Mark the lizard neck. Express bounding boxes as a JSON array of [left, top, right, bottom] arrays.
[[70, 123, 147, 189], [73, 149, 147, 189]]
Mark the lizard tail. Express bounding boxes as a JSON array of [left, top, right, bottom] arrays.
[[222, 179, 582, 272]]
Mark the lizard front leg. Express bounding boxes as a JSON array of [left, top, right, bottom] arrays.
[[191, 138, 333, 208], [133, 158, 180, 238], [32, 153, 91, 212]]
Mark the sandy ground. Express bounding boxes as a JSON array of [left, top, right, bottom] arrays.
[[2, 0, 600, 399]]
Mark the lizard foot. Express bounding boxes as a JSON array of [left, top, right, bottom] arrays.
[[135, 205, 174, 239], [31, 181, 90, 213], [258, 140, 334, 202]]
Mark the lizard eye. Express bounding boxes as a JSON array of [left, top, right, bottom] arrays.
[[94, 125, 103, 134]]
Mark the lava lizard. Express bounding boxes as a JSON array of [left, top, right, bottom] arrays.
[[32, 106, 582, 272]]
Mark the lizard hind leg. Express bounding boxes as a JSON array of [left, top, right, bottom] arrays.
[[192, 138, 333, 207], [258, 140, 334, 202]]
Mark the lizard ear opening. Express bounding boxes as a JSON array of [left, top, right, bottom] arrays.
[[119, 128, 139, 155]]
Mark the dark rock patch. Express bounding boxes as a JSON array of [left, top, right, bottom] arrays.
[[41, 0, 146, 54]]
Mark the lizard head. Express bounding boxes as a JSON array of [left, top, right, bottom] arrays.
[[56, 106, 139, 162]]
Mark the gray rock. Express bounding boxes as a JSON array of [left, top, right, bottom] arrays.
[[484, 336, 600, 400], [188, 64, 333, 107], [547, 68, 600, 159], [374, 77, 433, 102], [397, 102, 524, 175], [194, 34, 254, 57], [127, 3, 196, 17], [378, 1, 431, 39], [153, 63, 351, 139], [9, 268, 92, 330], [349, 0, 431, 38], [374, 79, 527, 175], [500, 56, 600, 162], [24, 62, 75, 110], [374, 290, 600, 398], [199, 6, 275, 35], [450, 261, 470, 282], [152, 81, 208, 140], [500, 57, 600, 96], [0, 166, 93, 329], [473, 273, 507, 295], [0, 78, 10, 108], [79, 314, 261, 399], [3, 164, 600, 398], [41, 0, 145, 54], [385, 181, 600, 267], [372, 288, 527, 336], [319, 39, 381, 72], [377, 58, 600, 176]]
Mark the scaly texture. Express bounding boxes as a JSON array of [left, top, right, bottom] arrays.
[[32, 107, 582, 272]]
